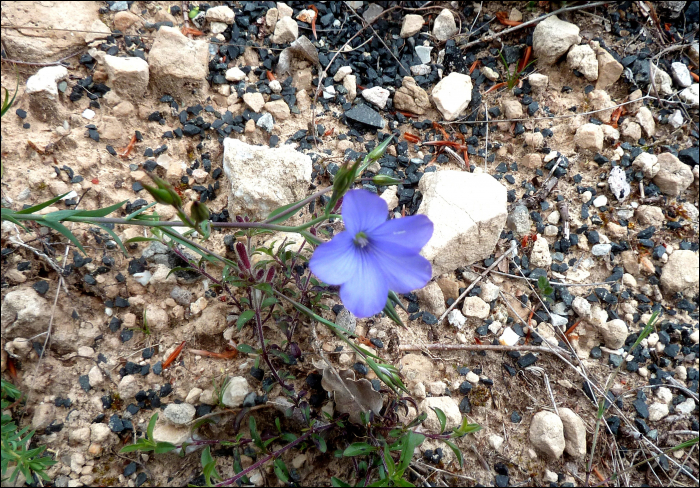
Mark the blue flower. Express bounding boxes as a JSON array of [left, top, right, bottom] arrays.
[[309, 189, 433, 318]]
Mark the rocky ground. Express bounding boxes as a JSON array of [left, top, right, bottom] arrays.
[[1, 1, 699, 487]]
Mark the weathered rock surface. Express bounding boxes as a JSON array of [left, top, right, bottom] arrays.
[[533, 16, 581, 65], [223, 138, 312, 220], [653, 152, 694, 197], [25, 66, 68, 124], [394, 77, 430, 115], [148, 26, 209, 100], [417, 171, 507, 277], [530, 411, 566, 459], [660, 250, 699, 295], [431, 72, 472, 121]]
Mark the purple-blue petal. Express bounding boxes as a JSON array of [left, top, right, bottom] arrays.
[[342, 189, 388, 235], [339, 249, 389, 318], [370, 244, 432, 294], [308, 231, 357, 285], [370, 215, 433, 253]]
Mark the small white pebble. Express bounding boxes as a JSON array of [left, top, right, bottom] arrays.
[[82, 109, 95, 120], [105, 307, 113, 316], [593, 195, 608, 207]]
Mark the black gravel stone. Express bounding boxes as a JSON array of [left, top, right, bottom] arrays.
[[422, 312, 438, 325], [459, 381, 472, 395], [495, 475, 509, 487], [124, 462, 137, 477], [135, 473, 148, 487], [633, 398, 649, 418], [250, 366, 264, 381], [108, 414, 124, 432], [160, 383, 173, 397], [606, 416, 621, 435], [79, 375, 91, 392], [459, 396, 471, 414], [678, 147, 698, 166], [516, 353, 538, 368], [345, 104, 385, 129], [353, 362, 368, 376], [511, 411, 522, 423], [32, 280, 49, 295], [120, 329, 134, 343]]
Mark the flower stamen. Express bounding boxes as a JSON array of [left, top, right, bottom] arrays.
[[353, 231, 369, 248]]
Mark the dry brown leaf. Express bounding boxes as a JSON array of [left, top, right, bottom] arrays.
[[321, 367, 383, 425]]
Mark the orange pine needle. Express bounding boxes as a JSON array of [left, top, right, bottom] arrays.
[[592, 467, 607, 485], [308, 5, 319, 40], [188, 348, 238, 359], [266, 70, 276, 81], [119, 134, 137, 159], [486, 82, 507, 93], [517, 46, 532, 73], [403, 132, 421, 144], [163, 341, 186, 369], [564, 320, 582, 338], [469, 59, 482, 74], [691, 71, 699, 82], [181, 26, 204, 36]]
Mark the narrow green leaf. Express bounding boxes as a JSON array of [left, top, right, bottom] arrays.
[[398, 432, 424, 474], [331, 477, 352, 487], [42, 219, 86, 255], [0, 210, 29, 231], [432, 407, 447, 434], [73, 200, 127, 218], [94, 223, 128, 257], [41, 209, 80, 222], [125, 201, 157, 220], [237, 310, 255, 330], [119, 441, 150, 453], [261, 296, 278, 308], [442, 439, 463, 468], [273, 458, 289, 483], [154, 441, 176, 454], [343, 442, 376, 457], [147, 413, 158, 440], [266, 200, 304, 224], [236, 343, 256, 354], [124, 236, 162, 244], [249, 417, 264, 450], [383, 444, 396, 475], [15, 192, 71, 214]]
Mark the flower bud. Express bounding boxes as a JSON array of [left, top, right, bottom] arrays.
[[235, 241, 251, 270], [142, 184, 176, 206], [327, 158, 361, 214], [367, 135, 394, 161], [145, 174, 182, 208], [265, 267, 276, 283], [371, 174, 403, 186], [190, 201, 209, 226]]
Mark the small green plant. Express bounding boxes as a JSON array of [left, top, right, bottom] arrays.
[[498, 49, 537, 90], [1, 67, 20, 179], [1, 380, 57, 483], [537, 275, 555, 303], [119, 413, 176, 455]]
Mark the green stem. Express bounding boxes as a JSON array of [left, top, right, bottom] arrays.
[[13, 214, 340, 233]]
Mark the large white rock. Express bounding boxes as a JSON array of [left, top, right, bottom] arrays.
[[530, 411, 565, 458], [533, 16, 581, 66], [653, 152, 694, 197], [671, 62, 692, 88], [529, 235, 552, 268], [205, 5, 235, 24], [660, 250, 699, 295], [271, 16, 299, 44], [567, 44, 598, 81], [431, 72, 472, 121], [1, 288, 50, 339], [223, 138, 313, 220], [361, 86, 390, 109], [633, 152, 660, 179], [558, 408, 587, 458], [401, 14, 424, 38], [25, 66, 68, 123], [432, 9, 457, 41], [574, 123, 604, 151], [104, 55, 149, 99], [221, 376, 252, 408], [417, 171, 506, 277], [149, 26, 209, 100]]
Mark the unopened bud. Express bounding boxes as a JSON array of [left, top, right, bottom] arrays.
[[190, 201, 209, 225], [146, 174, 182, 208], [235, 242, 250, 270], [142, 184, 176, 206], [265, 267, 276, 283], [367, 135, 394, 161], [371, 175, 403, 186]]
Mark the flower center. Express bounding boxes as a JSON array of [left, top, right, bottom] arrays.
[[353, 231, 369, 248]]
